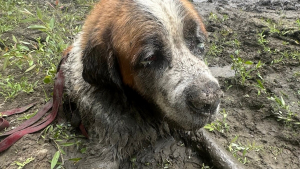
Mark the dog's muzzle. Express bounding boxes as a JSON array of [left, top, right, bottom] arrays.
[[185, 81, 222, 116]]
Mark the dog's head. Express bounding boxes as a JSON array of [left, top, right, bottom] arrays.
[[80, 0, 222, 130]]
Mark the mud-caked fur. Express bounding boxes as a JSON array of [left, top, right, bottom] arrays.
[[62, 0, 222, 168]]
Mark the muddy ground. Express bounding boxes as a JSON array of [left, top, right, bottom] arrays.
[[1, 0, 300, 168]]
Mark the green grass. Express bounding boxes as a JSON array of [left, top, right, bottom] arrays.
[[207, 42, 223, 57], [0, 76, 38, 100], [0, 0, 94, 167], [268, 95, 300, 127], [14, 157, 35, 169], [40, 123, 86, 168], [228, 136, 263, 165], [204, 109, 230, 133], [0, 0, 92, 101], [230, 50, 263, 85]]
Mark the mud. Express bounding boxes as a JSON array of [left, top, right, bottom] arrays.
[[1, 0, 300, 169]]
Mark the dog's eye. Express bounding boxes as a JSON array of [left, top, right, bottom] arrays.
[[197, 42, 205, 52], [141, 54, 156, 67]]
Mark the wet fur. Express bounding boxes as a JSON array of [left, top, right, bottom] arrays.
[[62, 0, 222, 168]]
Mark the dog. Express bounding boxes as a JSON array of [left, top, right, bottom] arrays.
[[62, 0, 222, 168]]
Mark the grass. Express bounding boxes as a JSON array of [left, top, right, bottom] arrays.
[[40, 123, 86, 168], [228, 136, 263, 165], [14, 157, 35, 169], [0, 0, 91, 101], [268, 95, 300, 127], [268, 146, 283, 161], [207, 42, 223, 57], [208, 12, 229, 23], [204, 109, 230, 133], [0, 76, 38, 100], [1, 0, 94, 167], [230, 50, 263, 85], [257, 31, 269, 46]]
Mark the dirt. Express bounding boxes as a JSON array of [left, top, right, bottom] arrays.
[[1, 0, 300, 169]]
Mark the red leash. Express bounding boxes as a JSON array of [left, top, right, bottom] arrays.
[[0, 103, 37, 131], [0, 58, 65, 152]]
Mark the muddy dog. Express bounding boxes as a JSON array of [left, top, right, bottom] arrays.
[[62, 0, 222, 168]]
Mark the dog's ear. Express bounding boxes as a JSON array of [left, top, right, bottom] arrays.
[[81, 28, 122, 88]]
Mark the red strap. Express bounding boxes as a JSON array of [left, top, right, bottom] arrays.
[[0, 102, 37, 117], [0, 60, 65, 152], [0, 118, 9, 131], [0, 102, 37, 132], [0, 101, 52, 136]]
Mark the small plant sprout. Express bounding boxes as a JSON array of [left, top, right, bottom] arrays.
[[257, 31, 269, 46], [17, 109, 38, 121], [40, 123, 86, 168], [296, 19, 300, 29], [232, 39, 241, 48], [207, 42, 222, 57], [255, 79, 266, 96], [209, 12, 218, 21], [290, 50, 300, 60], [204, 109, 230, 133], [268, 95, 300, 126], [201, 163, 212, 169], [222, 14, 229, 21], [231, 50, 263, 85], [14, 157, 35, 169], [228, 136, 262, 165]]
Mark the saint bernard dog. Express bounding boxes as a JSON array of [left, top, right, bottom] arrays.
[[62, 0, 222, 168]]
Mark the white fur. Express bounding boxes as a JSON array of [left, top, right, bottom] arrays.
[[135, 0, 219, 129]]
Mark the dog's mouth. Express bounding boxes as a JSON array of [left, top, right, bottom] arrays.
[[187, 99, 220, 117], [163, 102, 219, 131]]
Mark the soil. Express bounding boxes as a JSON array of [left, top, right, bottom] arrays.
[[1, 0, 300, 169]]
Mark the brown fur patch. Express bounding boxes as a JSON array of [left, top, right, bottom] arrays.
[[180, 0, 208, 37]]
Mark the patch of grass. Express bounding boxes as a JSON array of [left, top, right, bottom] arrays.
[[0, 76, 38, 100], [290, 50, 300, 60], [280, 50, 300, 61], [207, 42, 222, 57], [201, 163, 212, 169], [0, 0, 93, 101], [1, 35, 33, 71], [268, 146, 283, 161], [296, 19, 300, 29], [208, 12, 228, 23], [265, 19, 290, 36], [255, 78, 266, 96], [0, 0, 27, 34], [225, 39, 240, 48], [14, 157, 35, 169], [230, 50, 263, 85], [209, 12, 218, 22], [40, 123, 86, 168], [0, 0, 98, 167], [228, 136, 263, 165], [204, 109, 230, 133], [268, 95, 300, 127], [257, 31, 269, 46], [17, 109, 38, 121]]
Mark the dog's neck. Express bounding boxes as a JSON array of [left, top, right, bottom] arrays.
[[82, 84, 171, 156]]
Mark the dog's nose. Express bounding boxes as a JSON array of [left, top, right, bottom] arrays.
[[186, 81, 222, 115]]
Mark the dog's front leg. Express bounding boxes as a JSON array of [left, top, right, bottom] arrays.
[[76, 145, 120, 169]]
